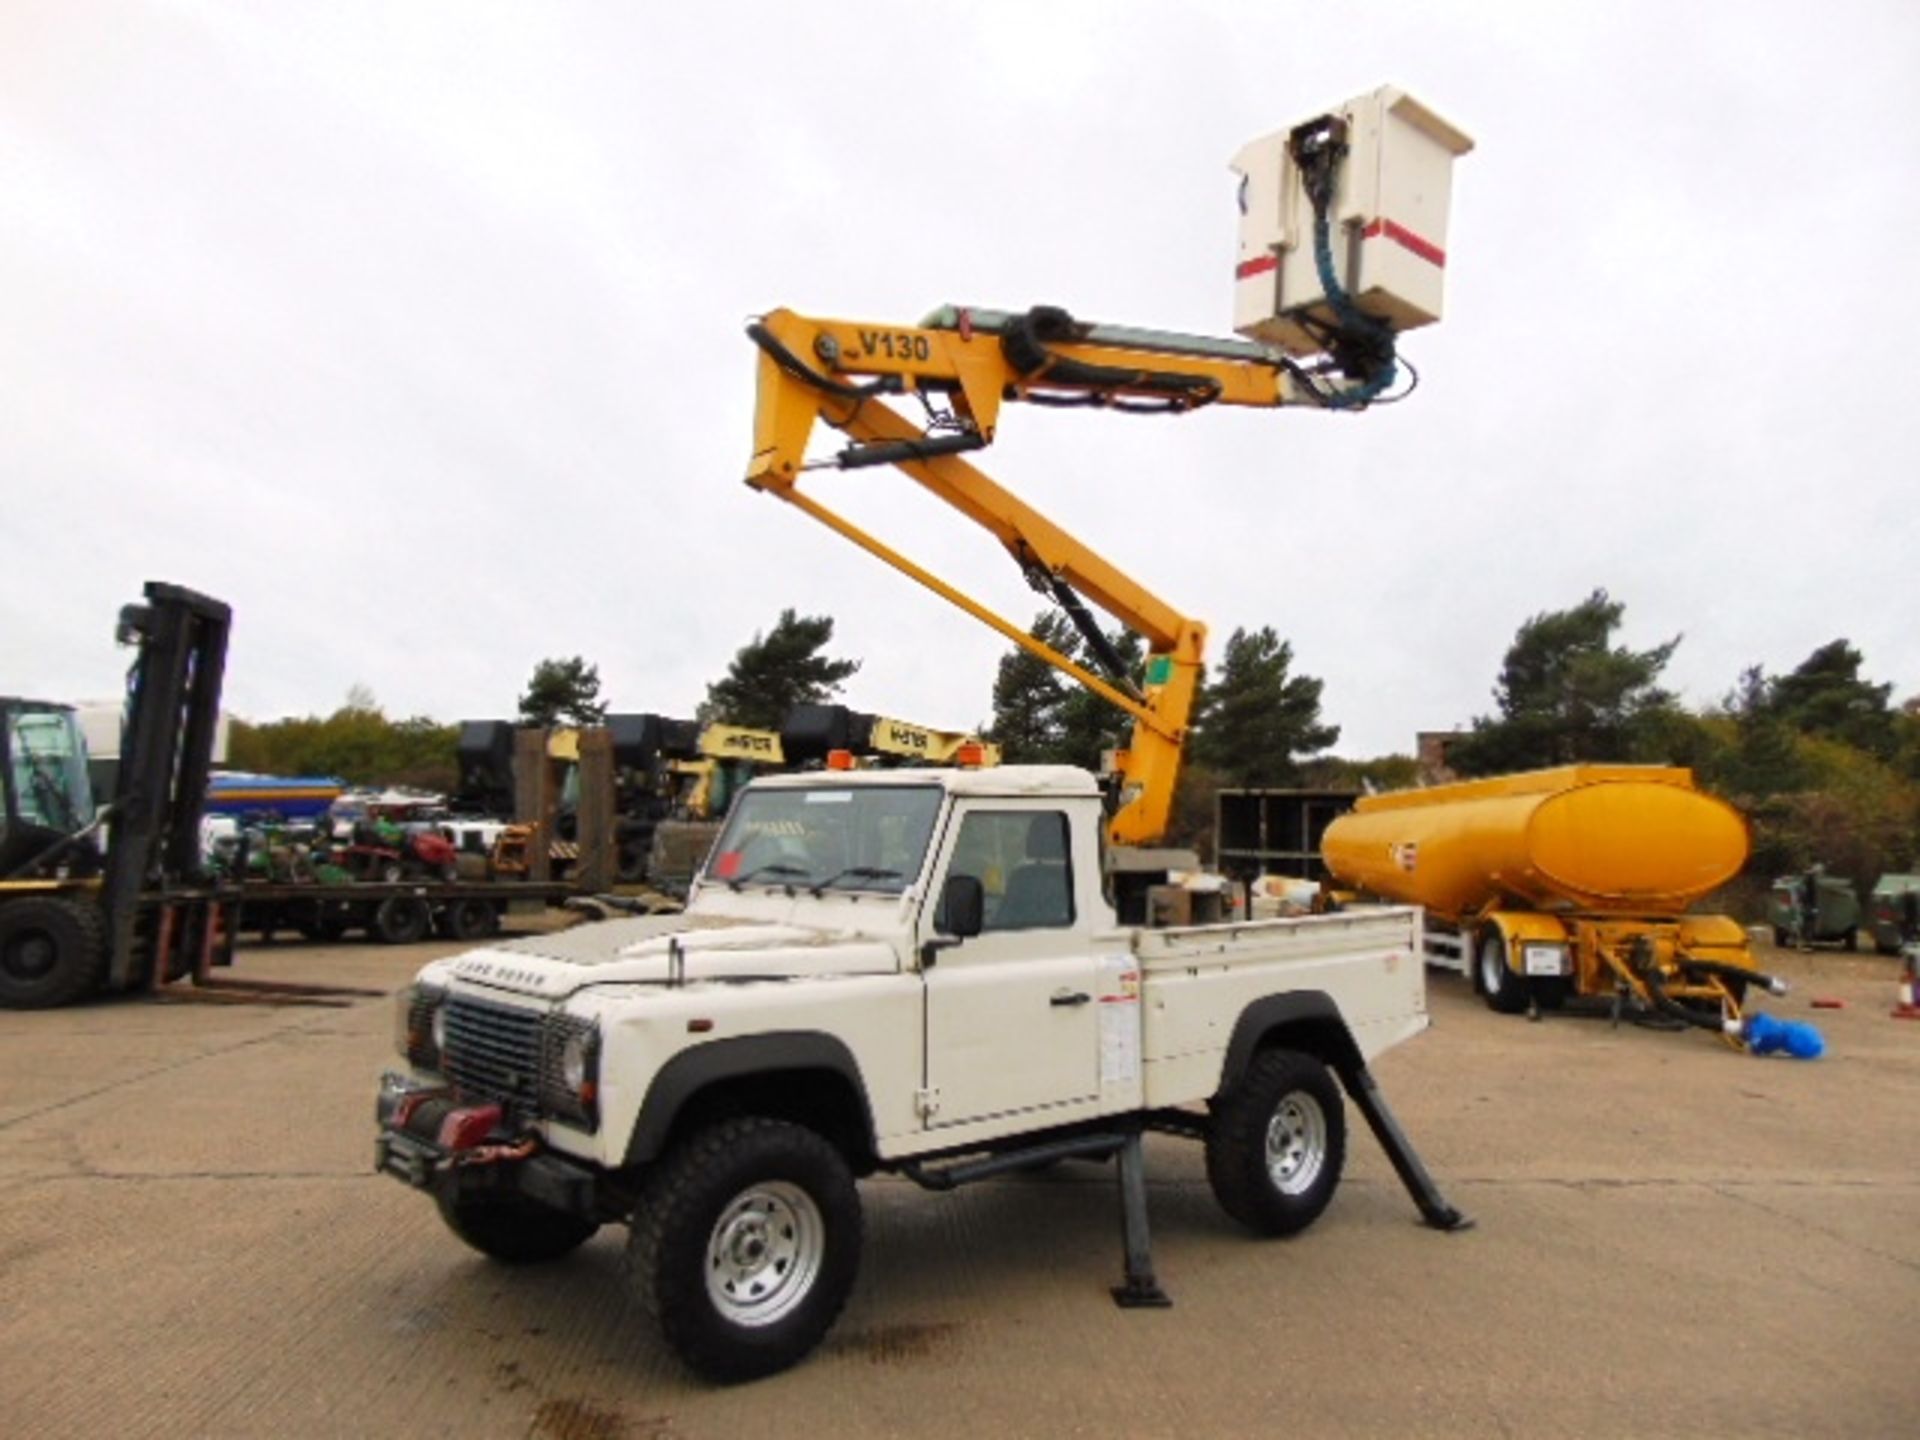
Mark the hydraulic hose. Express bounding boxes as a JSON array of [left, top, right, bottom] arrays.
[[1639, 962, 1728, 1032], [999, 307, 1223, 413], [1287, 118, 1398, 408], [1678, 956, 1789, 997]]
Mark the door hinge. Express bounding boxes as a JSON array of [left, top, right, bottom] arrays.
[[914, 1086, 942, 1120]]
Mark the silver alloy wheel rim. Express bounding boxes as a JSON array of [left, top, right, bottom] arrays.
[[704, 1181, 824, 1327], [1265, 1092, 1327, 1196]]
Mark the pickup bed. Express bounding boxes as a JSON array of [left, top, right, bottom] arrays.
[[376, 765, 1464, 1381]]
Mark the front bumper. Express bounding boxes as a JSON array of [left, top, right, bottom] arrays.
[[373, 1071, 600, 1216]]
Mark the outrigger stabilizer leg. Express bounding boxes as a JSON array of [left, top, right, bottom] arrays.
[[1111, 1129, 1173, 1308], [1341, 1064, 1474, 1232]]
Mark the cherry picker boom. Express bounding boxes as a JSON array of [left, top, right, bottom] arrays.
[[744, 87, 1471, 849]]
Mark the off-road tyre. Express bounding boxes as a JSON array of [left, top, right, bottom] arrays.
[[1206, 1047, 1346, 1236], [372, 896, 430, 945], [629, 1116, 862, 1383], [0, 896, 108, 1010], [1843, 928, 1858, 952], [1477, 930, 1529, 1015], [435, 1192, 599, 1264]]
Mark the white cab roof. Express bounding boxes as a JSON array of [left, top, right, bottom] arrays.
[[748, 764, 1100, 799]]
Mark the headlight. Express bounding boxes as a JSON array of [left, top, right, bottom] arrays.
[[395, 984, 446, 1070], [560, 1030, 591, 1091], [540, 1015, 600, 1129]]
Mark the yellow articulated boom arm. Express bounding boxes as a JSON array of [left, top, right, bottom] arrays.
[[741, 90, 1470, 844], [744, 304, 1327, 844]]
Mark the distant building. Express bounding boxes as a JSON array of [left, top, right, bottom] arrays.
[[1416, 730, 1465, 786]]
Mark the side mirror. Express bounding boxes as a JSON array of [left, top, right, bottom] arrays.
[[939, 874, 985, 940]]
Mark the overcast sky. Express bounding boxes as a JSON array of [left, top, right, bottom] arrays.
[[4, 1, 1916, 757]]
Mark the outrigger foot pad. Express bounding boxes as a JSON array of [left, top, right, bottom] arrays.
[[1342, 1064, 1475, 1234]]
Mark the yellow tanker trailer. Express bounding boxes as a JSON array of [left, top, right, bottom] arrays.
[[1321, 765, 1786, 1035]]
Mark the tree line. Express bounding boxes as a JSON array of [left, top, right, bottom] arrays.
[[227, 611, 863, 793], [228, 593, 1918, 899], [1442, 589, 1918, 898]]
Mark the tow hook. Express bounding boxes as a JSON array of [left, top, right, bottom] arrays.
[[453, 1137, 539, 1168]]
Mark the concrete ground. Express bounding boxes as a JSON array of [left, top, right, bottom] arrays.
[[1, 931, 1915, 1440]]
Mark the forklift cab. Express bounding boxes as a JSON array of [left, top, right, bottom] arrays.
[[0, 700, 98, 877]]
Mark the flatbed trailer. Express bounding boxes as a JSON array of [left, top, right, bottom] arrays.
[[234, 879, 572, 946]]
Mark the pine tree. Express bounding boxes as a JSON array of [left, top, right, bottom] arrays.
[[1189, 626, 1338, 785], [1448, 590, 1676, 775], [517, 656, 607, 728], [985, 613, 1076, 762], [702, 610, 859, 729]]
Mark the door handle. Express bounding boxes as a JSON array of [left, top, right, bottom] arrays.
[[1050, 990, 1092, 1007]]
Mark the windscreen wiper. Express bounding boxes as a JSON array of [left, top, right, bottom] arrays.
[[726, 861, 809, 894], [808, 866, 903, 898]]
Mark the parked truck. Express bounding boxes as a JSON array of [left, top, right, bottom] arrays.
[[1321, 764, 1786, 1041], [376, 84, 1476, 1379], [376, 765, 1466, 1380]]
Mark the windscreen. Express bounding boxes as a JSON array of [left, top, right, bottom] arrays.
[[7, 709, 95, 831], [705, 784, 942, 894]]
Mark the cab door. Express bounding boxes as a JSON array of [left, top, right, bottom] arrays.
[[920, 804, 1101, 1128]]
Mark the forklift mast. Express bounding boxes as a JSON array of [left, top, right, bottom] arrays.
[[97, 582, 231, 989]]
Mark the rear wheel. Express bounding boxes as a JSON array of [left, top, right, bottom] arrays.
[[436, 1192, 599, 1264], [1477, 930, 1528, 1014], [1205, 1047, 1346, 1236], [629, 1117, 862, 1383], [372, 896, 430, 944], [438, 898, 498, 941], [1843, 928, 1858, 952], [0, 896, 108, 1010]]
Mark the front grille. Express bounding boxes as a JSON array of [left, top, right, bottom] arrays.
[[442, 996, 544, 1113]]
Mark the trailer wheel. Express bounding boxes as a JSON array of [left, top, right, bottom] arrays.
[[1205, 1047, 1346, 1236], [1477, 930, 1528, 1015], [436, 1193, 599, 1264], [440, 898, 498, 942], [310, 905, 350, 943], [629, 1116, 862, 1383], [0, 896, 108, 1010], [372, 896, 430, 944]]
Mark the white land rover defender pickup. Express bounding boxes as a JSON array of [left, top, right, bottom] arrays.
[[376, 765, 1467, 1381]]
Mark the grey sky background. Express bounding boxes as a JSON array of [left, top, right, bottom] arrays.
[[4, 1, 1916, 756]]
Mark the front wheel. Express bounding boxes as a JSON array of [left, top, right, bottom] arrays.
[[436, 1192, 599, 1264], [0, 896, 107, 1010], [1205, 1048, 1346, 1236], [629, 1117, 861, 1383], [1477, 930, 1528, 1014]]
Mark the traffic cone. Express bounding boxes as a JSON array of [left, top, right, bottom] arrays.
[[1895, 952, 1920, 1020]]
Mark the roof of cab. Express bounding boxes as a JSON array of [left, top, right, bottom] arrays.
[[748, 764, 1100, 798]]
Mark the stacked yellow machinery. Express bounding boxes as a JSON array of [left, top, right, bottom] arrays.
[[1321, 766, 1787, 1043]]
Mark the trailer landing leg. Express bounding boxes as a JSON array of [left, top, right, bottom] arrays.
[[1342, 1065, 1474, 1232], [1110, 1131, 1172, 1308]]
